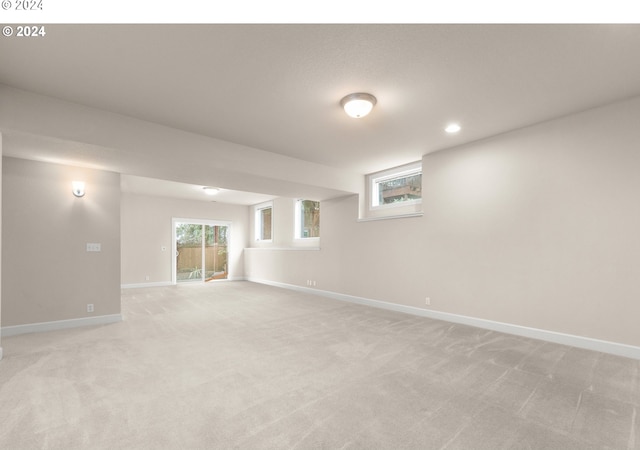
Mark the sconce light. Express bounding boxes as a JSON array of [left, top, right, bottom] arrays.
[[72, 181, 85, 197], [340, 93, 377, 118]]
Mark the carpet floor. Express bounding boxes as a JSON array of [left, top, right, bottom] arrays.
[[0, 281, 638, 449]]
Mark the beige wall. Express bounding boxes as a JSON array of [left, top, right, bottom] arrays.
[[121, 193, 249, 285], [0, 134, 3, 357], [245, 96, 640, 348], [1, 157, 121, 327]]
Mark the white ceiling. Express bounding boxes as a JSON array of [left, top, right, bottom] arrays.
[[1, 24, 640, 202], [120, 174, 276, 206]]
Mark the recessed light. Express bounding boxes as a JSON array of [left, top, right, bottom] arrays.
[[445, 123, 461, 134], [203, 187, 219, 195]]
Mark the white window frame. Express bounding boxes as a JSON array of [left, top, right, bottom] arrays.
[[294, 199, 320, 240], [368, 161, 422, 211], [254, 201, 273, 242]]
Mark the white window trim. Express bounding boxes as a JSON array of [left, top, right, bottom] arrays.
[[254, 201, 273, 242], [368, 161, 422, 211], [294, 199, 320, 241]]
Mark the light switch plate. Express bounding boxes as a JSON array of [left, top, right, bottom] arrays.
[[86, 243, 101, 252]]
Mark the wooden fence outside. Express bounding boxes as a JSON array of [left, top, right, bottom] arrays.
[[177, 245, 228, 274]]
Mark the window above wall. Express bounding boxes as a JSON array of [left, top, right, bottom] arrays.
[[370, 161, 422, 208], [254, 201, 273, 241], [365, 161, 423, 220], [295, 199, 320, 239]]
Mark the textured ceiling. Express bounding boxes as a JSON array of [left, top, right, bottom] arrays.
[[1, 24, 640, 201]]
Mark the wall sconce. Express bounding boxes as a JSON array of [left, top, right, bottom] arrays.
[[72, 181, 86, 197]]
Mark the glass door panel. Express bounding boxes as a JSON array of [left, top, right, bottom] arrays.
[[204, 225, 228, 281], [176, 223, 204, 282]]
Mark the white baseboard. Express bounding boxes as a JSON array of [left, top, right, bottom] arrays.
[[1, 314, 122, 338], [248, 278, 640, 361], [122, 277, 246, 289], [121, 281, 174, 289], [210, 276, 247, 282]]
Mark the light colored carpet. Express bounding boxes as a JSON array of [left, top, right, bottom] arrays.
[[0, 281, 638, 449]]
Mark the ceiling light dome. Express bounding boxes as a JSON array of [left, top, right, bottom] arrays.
[[340, 93, 377, 118], [445, 123, 461, 133], [203, 187, 219, 195]]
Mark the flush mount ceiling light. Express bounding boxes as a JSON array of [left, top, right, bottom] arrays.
[[340, 93, 377, 118], [445, 123, 462, 134], [203, 187, 219, 196]]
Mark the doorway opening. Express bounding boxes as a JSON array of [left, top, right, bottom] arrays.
[[172, 218, 231, 283]]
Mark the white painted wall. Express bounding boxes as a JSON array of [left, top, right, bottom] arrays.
[[246, 96, 640, 348], [0, 85, 361, 201], [2, 157, 121, 327], [121, 192, 249, 285], [248, 197, 322, 250]]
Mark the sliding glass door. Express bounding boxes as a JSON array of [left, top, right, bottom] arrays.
[[204, 224, 228, 281], [173, 219, 230, 283]]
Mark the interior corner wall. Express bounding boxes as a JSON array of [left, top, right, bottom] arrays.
[[245, 96, 640, 348], [120, 192, 249, 285], [1, 157, 121, 327]]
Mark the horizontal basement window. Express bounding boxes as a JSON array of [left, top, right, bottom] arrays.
[[367, 161, 422, 215]]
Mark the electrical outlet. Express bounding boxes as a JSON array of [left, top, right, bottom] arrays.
[[425, 297, 431, 306], [86, 243, 101, 252], [87, 304, 94, 313], [145, 275, 150, 281]]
